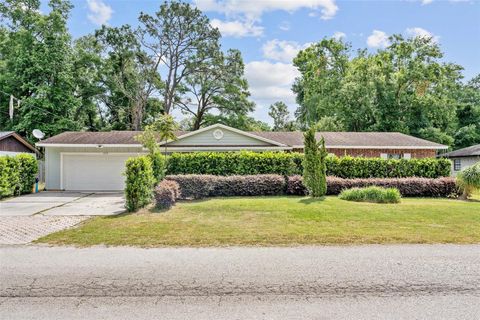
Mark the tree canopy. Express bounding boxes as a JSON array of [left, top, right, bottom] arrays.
[[293, 36, 478, 148]]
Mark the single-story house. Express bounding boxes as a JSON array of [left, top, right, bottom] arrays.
[[36, 123, 447, 191], [0, 131, 38, 157], [443, 144, 480, 175]]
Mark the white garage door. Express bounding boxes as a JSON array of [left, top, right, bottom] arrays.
[[62, 154, 134, 191]]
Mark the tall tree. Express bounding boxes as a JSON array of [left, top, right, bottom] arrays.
[[292, 35, 463, 147], [292, 38, 349, 127], [268, 101, 296, 131], [139, 1, 220, 115], [303, 128, 327, 198], [95, 25, 162, 130], [0, 0, 81, 139], [179, 49, 254, 130]]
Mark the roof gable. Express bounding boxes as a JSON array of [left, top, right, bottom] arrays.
[[0, 131, 37, 153], [161, 124, 286, 147]]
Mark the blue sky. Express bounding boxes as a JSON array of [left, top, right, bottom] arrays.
[[46, 0, 480, 124]]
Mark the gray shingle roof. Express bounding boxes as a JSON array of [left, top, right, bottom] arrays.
[[38, 129, 447, 149], [251, 131, 447, 148], [443, 144, 480, 157], [0, 131, 14, 139]]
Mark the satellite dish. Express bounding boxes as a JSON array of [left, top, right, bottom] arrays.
[[32, 129, 45, 140]]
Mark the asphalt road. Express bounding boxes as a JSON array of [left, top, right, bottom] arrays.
[[1, 245, 479, 319]]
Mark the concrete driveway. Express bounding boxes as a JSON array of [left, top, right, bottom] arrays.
[[0, 192, 125, 216], [0, 192, 125, 245]]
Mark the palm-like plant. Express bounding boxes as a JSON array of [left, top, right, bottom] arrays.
[[155, 114, 179, 158], [456, 163, 480, 200]]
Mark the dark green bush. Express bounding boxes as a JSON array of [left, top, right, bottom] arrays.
[[166, 174, 286, 199], [0, 156, 20, 198], [0, 154, 37, 199], [148, 151, 166, 183], [166, 151, 296, 176], [286, 175, 458, 197], [124, 156, 155, 212], [166, 152, 450, 178], [339, 186, 401, 203], [16, 154, 38, 195]]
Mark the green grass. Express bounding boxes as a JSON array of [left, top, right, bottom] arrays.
[[37, 196, 480, 247]]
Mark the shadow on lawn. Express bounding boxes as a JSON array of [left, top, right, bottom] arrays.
[[298, 197, 326, 205]]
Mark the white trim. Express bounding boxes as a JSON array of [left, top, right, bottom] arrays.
[[37, 143, 142, 148], [159, 123, 287, 147], [60, 152, 145, 190], [162, 145, 292, 152], [291, 145, 447, 150]]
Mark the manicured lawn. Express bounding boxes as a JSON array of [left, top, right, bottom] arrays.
[[37, 196, 480, 247]]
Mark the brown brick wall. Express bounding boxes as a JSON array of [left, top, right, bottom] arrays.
[[292, 148, 437, 158]]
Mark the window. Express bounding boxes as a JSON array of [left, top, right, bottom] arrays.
[[454, 159, 461, 171], [387, 154, 401, 160]]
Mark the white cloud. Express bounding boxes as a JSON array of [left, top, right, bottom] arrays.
[[405, 27, 439, 42], [195, 0, 338, 20], [279, 21, 291, 31], [86, 0, 113, 26], [333, 31, 346, 40], [210, 19, 263, 37], [367, 30, 390, 48], [245, 61, 300, 106], [421, 0, 434, 4], [262, 40, 311, 63]]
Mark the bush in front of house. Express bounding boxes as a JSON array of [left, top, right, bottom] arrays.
[[125, 156, 155, 212], [154, 180, 180, 209], [303, 128, 327, 197], [148, 151, 166, 183], [456, 163, 480, 199], [339, 186, 401, 203], [165, 152, 450, 178], [0, 156, 20, 198], [286, 175, 458, 197], [165, 174, 286, 199], [0, 154, 38, 199], [16, 154, 38, 195], [166, 151, 297, 176]]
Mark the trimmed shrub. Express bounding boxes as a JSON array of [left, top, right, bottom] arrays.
[[286, 175, 308, 196], [286, 175, 458, 198], [148, 151, 166, 183], [165, 174, 286, 199], [456, 163, 480, 199], [165, 175, 216, 199], [166, 152, 451, 178], [124, 156, 155, 212], [167, 151, 296, 176], [339, 186, 401, 203], [210, 175, 286, 197], [154, 180, 180, 209], [0, 156, 20, 198], [0, 154, 38, 199], [16, 154, 38, 195]]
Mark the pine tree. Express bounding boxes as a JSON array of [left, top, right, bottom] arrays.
[[303, 128, 327, 197]]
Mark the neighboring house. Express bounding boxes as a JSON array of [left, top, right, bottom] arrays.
[[443, 144, 480, 176], [36, 123, 447, 191], [0, 131, 37, 157]]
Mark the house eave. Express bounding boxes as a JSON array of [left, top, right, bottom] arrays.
[[36, 143, 142, 148], [291, 145, 448, 150]]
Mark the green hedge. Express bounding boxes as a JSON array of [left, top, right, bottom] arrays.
[[0, 154, 38, 199], [124, 156, 155, 212], [166, 152, 450, 178]]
